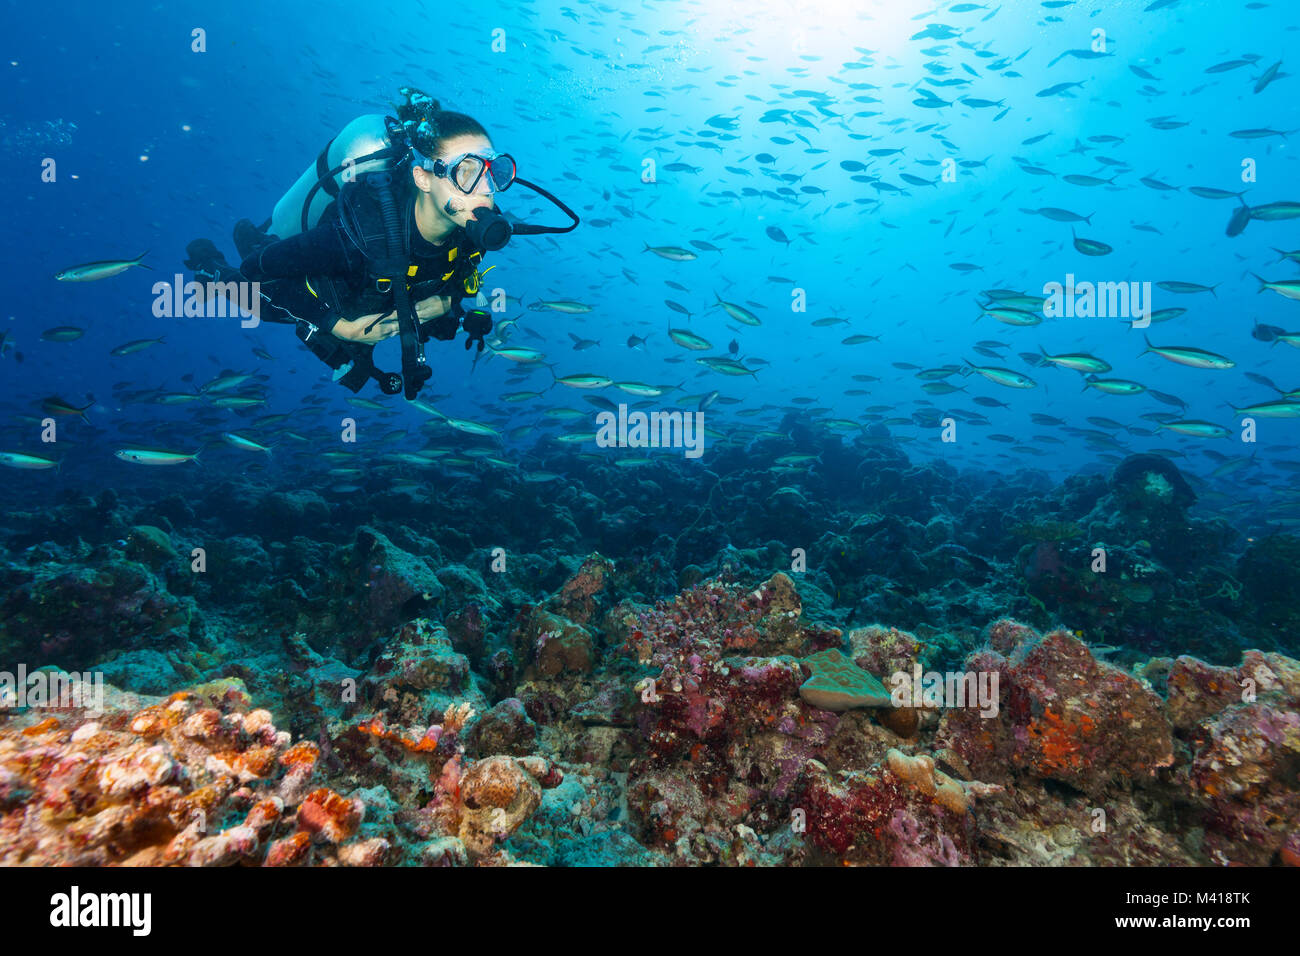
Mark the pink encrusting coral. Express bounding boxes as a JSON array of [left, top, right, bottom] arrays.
[[0, 680, 347, 866], [0, 676, 560, 866]]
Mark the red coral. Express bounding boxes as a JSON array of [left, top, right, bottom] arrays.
[[296, 788, 363, 843]]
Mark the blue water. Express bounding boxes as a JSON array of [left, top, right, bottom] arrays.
[[2, 0, 1298, 528]]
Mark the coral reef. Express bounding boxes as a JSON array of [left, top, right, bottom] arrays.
[[0, 439, 1295, 867]]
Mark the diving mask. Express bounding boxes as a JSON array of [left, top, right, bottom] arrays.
[[414, 146, 517, 194]]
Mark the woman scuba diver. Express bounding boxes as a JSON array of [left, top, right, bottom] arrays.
[[183, 87, 577, 399]]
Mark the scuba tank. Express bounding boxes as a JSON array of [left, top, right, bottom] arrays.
[[269, 115, 397, 238]]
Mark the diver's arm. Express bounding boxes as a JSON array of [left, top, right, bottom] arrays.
[[239, 223, 357, 282]]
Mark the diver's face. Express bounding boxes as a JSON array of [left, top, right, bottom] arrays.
[[422, 134, 497, 227]]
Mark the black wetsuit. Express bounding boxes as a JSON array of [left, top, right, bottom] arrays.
[[203, 175, 489, 392], [237, 187, 483, 336]]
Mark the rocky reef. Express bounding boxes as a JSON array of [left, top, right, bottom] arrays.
[[2, 555, 1295, 866], [0, 445, 1295, 866]]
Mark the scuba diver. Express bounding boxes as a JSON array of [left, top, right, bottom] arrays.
[[183, 87, 577, 399]]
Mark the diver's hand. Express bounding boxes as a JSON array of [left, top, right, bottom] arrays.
[[415, 295, 452, 320], [330, 298, 449, 344], [332, 313, 399, 344]]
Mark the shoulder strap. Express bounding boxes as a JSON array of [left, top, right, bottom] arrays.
[[316, 140, 342, 200], [364, 172, 431, 399]]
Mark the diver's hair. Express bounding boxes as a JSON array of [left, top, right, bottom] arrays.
[[394, 86, 490, 159]]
